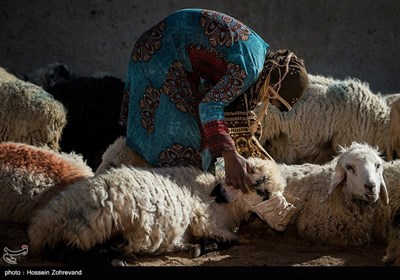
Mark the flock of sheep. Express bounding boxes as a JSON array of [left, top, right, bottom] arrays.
[[1, 64, 400, 266]]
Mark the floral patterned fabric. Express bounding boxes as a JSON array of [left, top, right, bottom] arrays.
[[121, 8, 269, 170]]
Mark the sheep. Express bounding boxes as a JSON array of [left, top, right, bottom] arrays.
[[272, 141, 400, 249], [0, 79, 67, 150], [97, 137, 400, 248], [383, 208, 400, 266], [211, 142, 390, 246], [24, 62, 75, 89], [384, 93, 400, 106], [259, 74, 400, 164], [279, 142, 400, 265], [27, 156, 289, 261], [25, 62, 125, 169], [96, 137, 400, 253], [280, 142, 395, 246], [95, 136, 152, 175], [0, 66, 19, 83], [0, 141, 94, 224]]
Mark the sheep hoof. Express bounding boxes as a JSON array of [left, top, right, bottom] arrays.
[[111, 258, 127, 266], [124, 253, 139, 263], [190, 244, 202, 258]]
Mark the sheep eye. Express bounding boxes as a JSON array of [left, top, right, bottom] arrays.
[[256, 189, 270, 201], [375, 163, 381, 169], [345, 164, 355, 173]]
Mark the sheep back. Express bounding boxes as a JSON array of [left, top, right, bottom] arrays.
[[28, 165, 222, 255], [28, 158, 277, 256], [0, 67, 19, 83], [0, 142, 93, 224], [95, 136, 151, 175], [0, 80, 67, 150], [261, 75, 394, 164]]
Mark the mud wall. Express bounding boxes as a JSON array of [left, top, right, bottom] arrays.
[[1, 0, 399, 93]]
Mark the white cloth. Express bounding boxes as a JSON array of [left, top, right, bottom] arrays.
[[250, 193, 297, 232], [222, 184, 297, 231]]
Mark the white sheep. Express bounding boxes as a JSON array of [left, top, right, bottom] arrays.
[[96, 137, 400, 260], [0, 79, 67, 150], [260, 74, 400, 164], [280, 142, 400, 249], [215, 141, 400, 257], [0, 141, 94, 224], [384, 93, 400, 106], [280, 142, 394, 246], [28, 156, 288, 260], [95, 136, 151, 174], [281, 142, 400, 265], [0, 66, 19, 82], [211, 142, 389, 246]]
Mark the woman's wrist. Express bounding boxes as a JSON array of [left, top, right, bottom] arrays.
[[221, 150, 238, 160]]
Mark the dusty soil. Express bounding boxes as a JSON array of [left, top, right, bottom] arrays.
[[0, 216, 388, 270]]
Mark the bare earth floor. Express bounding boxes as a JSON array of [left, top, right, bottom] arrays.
[[0, 217, 388, 270]]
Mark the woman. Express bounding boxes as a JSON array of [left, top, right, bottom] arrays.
[[119, 8, 309, 192]]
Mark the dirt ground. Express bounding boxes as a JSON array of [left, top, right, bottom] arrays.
[[0, 215, 388, 271]]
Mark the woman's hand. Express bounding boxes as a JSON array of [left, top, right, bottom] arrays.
[[222, 150, 254, 193]]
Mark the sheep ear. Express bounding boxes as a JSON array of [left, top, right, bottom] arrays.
[[321, 167, 346, 203], [380, 173, 389, 205], [210, 183, 224, 197], [210, 183, 229, 204], [328, 166, 346, 196]]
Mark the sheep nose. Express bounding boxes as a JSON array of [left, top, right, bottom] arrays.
[[364, 183, 375, 191]]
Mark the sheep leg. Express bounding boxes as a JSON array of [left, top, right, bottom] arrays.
[[92, 236, 139, 266], [190, 237, 239, 258], [43, 236, 137, 266], [90, 242, 128, 266], [383, 208, 400, 266]]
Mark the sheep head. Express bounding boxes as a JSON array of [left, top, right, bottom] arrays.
[[246, 157, 287, 195], [28, 62, 74, 89], [211, 157, 295, 231], [211, 157, 286, 203], [327, 142, 389, 205]]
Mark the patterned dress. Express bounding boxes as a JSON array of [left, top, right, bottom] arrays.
[[120, 8, 270, 170]]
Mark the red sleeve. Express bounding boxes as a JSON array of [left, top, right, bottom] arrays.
[[202, 120, 236, 156]]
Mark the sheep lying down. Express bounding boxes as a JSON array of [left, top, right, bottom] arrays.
[[215, 142, 391, 247], [0, 141, 93, 224], [28, 157, 294, 263], [284, 142, 390, 247], [213, 142, 400, 266]]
